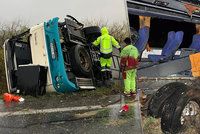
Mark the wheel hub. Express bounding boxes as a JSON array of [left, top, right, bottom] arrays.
[[80, 52, 90, 70], [181, 101, 200, 132]]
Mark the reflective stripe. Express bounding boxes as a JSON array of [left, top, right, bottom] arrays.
[[101, 66, 106, 71], [101, 68, 107, 72], [100, 36, 112, 54], [105, 68, 111, 71]]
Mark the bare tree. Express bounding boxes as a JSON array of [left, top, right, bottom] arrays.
[[83, 19, 130, 43], [0, 20, 28, 46], [84, 18, 109, 28], [109, 22, 130, 43]]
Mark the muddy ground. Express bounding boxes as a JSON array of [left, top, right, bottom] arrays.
[[0, 84, 163, 134]]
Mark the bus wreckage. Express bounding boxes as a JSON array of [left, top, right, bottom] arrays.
[[3, 0, 200, 132]]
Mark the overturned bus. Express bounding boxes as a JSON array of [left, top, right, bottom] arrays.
[[127, 0, 200, 133], [3, 0, 200, 133], [3, 15, 119, 95]]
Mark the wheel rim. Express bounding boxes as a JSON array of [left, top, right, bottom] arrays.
[[79, 52, 90, 70], [180, 100, 200, 132]]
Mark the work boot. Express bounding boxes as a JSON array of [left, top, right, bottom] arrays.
[[103, 71, 110, 80], [129, 91, 136, 100], [101, 71, 107, 81], [107, 70, 112, 79], [130, 91, 136, 96], [123, 91, 131, 97]]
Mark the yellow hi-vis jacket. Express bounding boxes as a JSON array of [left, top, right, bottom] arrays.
[[93, 27, 120, 54]]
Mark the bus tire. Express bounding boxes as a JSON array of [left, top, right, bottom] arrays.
[[148, 82, 187, 118], [83, 26, 101, 43], [69, 45, 92, 77], [161, 85, 200, 133]]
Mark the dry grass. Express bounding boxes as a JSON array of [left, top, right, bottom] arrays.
[[0, 21, 28, 95], [142, 117, 163, 134], [0, 48, 7, 95]]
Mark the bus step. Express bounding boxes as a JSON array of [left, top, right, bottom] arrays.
[[75, 77, 95, 90]]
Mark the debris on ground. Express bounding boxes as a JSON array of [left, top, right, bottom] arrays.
[[3, 93, 24, 102], [119, 104, 129, 112]]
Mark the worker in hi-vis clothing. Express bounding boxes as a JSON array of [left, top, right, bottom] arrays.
[[120, 37, 139, 97], [93, 27, 121, 80]]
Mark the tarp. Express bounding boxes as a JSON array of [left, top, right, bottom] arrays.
[[189, 52, 200, 77]]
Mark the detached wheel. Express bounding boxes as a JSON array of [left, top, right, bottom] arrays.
[[83, 26, 101, 43], [148, 82, 186, 118], [161, 86, 200, 134], [69, 45, 92, 77]]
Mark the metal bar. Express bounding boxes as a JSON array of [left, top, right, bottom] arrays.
[[112, 56, 116, 68]]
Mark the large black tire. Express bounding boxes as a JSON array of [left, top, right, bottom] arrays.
[[148, 82, 186, 118], [83, 26, 101, 43], [161, 85, 200, 133], [69, 45, 92, 77]]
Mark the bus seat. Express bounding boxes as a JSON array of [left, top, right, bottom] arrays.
[[148, 31, 184, 62], [189, 34, 200, 51], [135, 26, 149, 55]]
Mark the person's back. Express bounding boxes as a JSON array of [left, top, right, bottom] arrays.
[[93, 27, 120, 82], [121, 45, 139, 59], [93, 27, 120, 55]]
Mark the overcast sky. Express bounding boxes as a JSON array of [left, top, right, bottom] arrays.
[[0, 0, 128, 26]]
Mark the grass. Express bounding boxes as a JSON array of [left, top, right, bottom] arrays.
[[71, 82, 124, 98], [0, 63, 165, 134], [95, 106, 135, 126], [120, 105, 135, 119], [142, 116, 163, 134], [0, 51, 164, 134]]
